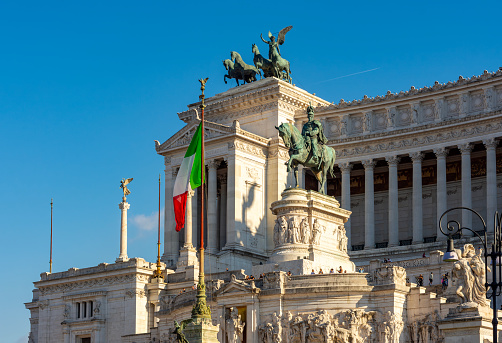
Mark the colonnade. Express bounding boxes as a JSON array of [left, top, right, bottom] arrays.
[[337, 139, 499, 250]]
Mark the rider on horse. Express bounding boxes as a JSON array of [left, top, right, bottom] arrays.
[[301, 103, 327, 166]]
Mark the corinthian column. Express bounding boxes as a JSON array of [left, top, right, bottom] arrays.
[[218, 173, 227, 248], [362, 159, 376, 249], [459, 143, 473, 231], [184, 190, 195, 248], [117, 199, 130, 262], [410, 152, 424, 244], [207, 160, 219, 252], [386, 156, 400, 246], [339, 162, 352, 247], [484, 138, 498, 232], [162, 163, 178, 267], [434, 147, 449, 241]]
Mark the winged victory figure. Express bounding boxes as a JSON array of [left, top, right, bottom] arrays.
[[120, 178, 133, 198], [260, 26, 293, 60]]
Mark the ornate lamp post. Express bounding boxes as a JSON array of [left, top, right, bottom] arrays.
[[439, 207, 502, 343]]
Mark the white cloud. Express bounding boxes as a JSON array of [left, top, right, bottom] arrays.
[[131, 209, 164, 231]]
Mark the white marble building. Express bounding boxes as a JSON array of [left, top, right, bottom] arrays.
[[26, 69, 502, 343]]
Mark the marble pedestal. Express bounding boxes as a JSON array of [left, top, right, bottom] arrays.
[[438, 303, 500, 343], [183, 318, 219, 343], [176, 244, 198, 272], [254, 188, 354, 276]]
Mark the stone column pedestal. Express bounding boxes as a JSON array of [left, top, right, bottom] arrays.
[[438, 304, 500, 343], [255, 188, 353, 275], [116, 199, 130, 262], [183, 318, 220, 343]]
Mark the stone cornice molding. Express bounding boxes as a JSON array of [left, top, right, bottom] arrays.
[[332, 113, 502, 162], [309, 69, 502, 115], [62, 291, 107, 301], [38, 274, 150, 296]]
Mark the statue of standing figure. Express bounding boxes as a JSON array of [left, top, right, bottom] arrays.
[[226, 307, 245, 343]]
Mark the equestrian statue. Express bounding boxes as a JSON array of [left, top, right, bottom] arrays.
[[275, 104, 336, 194]]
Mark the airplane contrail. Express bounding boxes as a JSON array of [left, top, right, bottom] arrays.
[[317, 67, 380, 84]]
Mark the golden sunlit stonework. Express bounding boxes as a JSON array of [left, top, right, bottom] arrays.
[[26, 69, 502, 342]]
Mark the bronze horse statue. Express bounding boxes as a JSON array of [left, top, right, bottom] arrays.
[[230, 51, 260, 84], [275, 122, 336, 194], [223, 59, 244, 86], [252, 44, 274, 78]]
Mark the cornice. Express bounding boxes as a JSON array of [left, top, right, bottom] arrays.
[[310, 68, 502, 115], [333, 111, 502, 161]]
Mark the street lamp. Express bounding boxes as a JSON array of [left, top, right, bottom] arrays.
[[438, 207, 502, 343]]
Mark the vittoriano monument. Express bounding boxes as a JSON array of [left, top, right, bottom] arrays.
[[276, 104, 336, 194], [223, 26, 293, 86]]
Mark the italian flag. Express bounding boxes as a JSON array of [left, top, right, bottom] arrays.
[[173, 123, 204, 232]]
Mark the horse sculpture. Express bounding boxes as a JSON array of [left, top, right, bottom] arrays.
[[230, 51, 260, 84], [275, 122, 336, 194], [252, 44, 275, 78], [269, 44, 292, 83], [223, 59, 244, 86]]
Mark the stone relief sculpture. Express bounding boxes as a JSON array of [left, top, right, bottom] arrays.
[[363, 112, 372, 132], [300, 217, 310, 244], [411, 104, 419, 124], [408, 310, 444, 343], [63, 304, 70, 319], [386, 107, 396, 128], [311, 219, 325, 245], [290, 216, 301, 243], [373, 266, 407, 286], [259, 308, 402, 343], [451, 244, 489, 306], [226, 307, 245, 343], [340, 116, 348, 135], [93, 300, 101, 315]]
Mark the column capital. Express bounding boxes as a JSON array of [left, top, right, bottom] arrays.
[[458, 143, 473, 154], [207, 159, 219, 170], [483, 138, 499, 149], [385, 155, 401, 166], [410, 151, 424, 162], [119, 202, 131, 210], [362, 159, 376, 169], [433, 147, 449, 158], [187, 190, 195, 198], [164, 156, 171, 165], [172, 167, 179, 178], [338, 162, 353, 173]]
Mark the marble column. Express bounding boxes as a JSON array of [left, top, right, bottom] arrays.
[[362, 159, 376, 249], [410, 152, 424, 244], [225, 155, 236, 247], [386, 156, 400, 246], [339, 162, 352, 247], [434, 147, 449, 241], [218, 173, 227, 249], [484, 138, 498, 232], [459, 143, 473, 231], [298, 165, 305, 189], [207, 160, 219, 252], [184, 190, 195, 248], [117, 199, 130, 262], [162, 164, 178, 266]]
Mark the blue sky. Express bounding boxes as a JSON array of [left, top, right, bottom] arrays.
[[1, 1, 501, 341]]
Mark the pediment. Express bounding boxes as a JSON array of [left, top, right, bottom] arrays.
[[156, 120, 235, 153], [215, 279, 259, 297]]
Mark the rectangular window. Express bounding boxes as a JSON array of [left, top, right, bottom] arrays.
[[76, 302, 81, 319], [81, 338, 91, 343], [83, 301, 87, 318], [89, 301, 93, 317]]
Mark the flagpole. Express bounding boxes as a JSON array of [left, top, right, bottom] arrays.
[[154, 174, 163, 279], [50, 198, 53, 273], [192, 78, 211, 319]]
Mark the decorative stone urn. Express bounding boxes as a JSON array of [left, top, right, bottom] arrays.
[[261, 188, 354, 274]]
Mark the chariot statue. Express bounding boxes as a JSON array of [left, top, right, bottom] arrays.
[[276, 104, 336, 194], [260, 26, 293, 83]]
